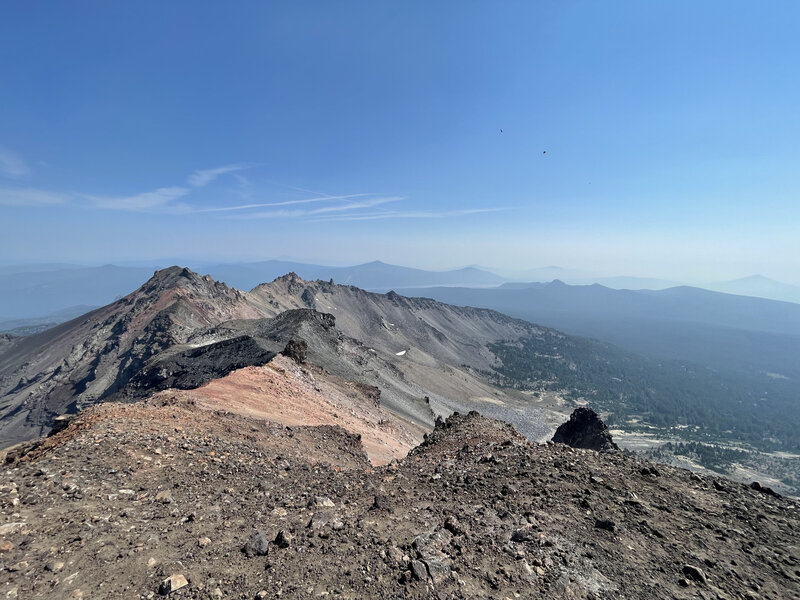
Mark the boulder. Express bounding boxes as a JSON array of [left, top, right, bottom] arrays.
[[158, 574, 188, 595], [552, 408, 619, 452], [242, 532, 270, 557]]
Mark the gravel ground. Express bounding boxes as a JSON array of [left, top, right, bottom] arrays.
[[1, 405, 798, 599]]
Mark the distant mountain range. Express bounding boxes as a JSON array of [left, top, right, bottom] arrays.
[[0, 265, 158, 320], [706, 275, 800, 304], [396, 281, 800, 389], [0, 261, 505, 319], [0, 260, 797, 321], [3, 267, 799, 470], [0, 305, 98, 336], [196, 259, 506, 292]]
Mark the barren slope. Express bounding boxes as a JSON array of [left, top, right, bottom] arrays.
[[0, 268, 267, 448], [1, 408, 797, 599], [1, 269, 564, 450], [248, 274, 562, 437], [150, 354, 427, 465]]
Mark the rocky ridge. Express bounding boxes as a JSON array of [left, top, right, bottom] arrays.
[[1, 268, 565, 450], [0, 406, 797, 599]]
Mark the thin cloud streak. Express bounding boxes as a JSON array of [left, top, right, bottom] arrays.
[[224, 196, 403, 219], [0, 147, 31, 179], [187, 164, 251, 187], [198, 193, 372, 213], [0, 187, 68, 207], [86, 186, 191, 213], [304, 196, 402, 215], [310, 207, 507, 222]]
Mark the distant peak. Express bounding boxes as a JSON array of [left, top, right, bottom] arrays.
[[271, 272, 307, 284], [145, 266, 203, 289], [737, 274, 774, 283]]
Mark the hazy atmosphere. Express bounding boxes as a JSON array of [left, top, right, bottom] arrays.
[[2, 2, 799, 284]]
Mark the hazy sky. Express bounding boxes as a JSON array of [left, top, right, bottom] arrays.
[[1, 2, 799, 283]]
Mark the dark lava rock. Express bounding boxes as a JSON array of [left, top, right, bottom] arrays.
[[122, 335, 276, 399], [444, 515, 467, 536], [371, 494, 392, 512], [274, 530, 292, 549], [594, 518, 616, 532], [48, 414, 75, 437], [682, 564, 707, 584], [511, 526, 537, 542], [283, 338, 308, 364], [552, 407, 619, 452], [424, 558, 451, 584], [410, 559, 428, 581], [750, 481, 780, 497], [242, 532, 270, 557]]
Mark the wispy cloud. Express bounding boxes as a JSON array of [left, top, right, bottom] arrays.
[[226, 196, 403, 219], [0, 147, 31, 179], [310, 207, 507, 222], [0, 187, 68, 207], [197, 193, 371, 213], [86, 186, 191, 213], [187, 164, 251, 187], [1, 159, 488, 223]]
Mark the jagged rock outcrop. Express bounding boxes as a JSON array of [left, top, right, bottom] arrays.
[[552, 407, 619, 451]]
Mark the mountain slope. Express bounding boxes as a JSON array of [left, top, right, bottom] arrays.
[[4, 267, 799, 481], [0, 268, 590, 450], [0, 267, 267, 447], [1, 408, 796, 599], [395, 281, 800, 382]]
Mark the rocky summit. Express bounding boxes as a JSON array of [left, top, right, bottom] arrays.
[[1, 405, 798, 599]]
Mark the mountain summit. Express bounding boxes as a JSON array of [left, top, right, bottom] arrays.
[[0, 267, 267, 446]]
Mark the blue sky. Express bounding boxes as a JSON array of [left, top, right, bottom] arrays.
[[1, 1, 799, 283]]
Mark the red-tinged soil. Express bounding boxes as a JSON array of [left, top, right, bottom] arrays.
[[153, 355, 426, 466]]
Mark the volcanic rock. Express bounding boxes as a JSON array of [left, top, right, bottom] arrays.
[[552, 407, 619, 452], [0, 406, 797, 599], [242, 532, 270, 557], [283, 338, 308, 364], [158, 573, 188, 594]]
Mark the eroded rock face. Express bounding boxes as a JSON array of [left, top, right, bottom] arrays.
[[552, 407, 619, 452]]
